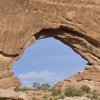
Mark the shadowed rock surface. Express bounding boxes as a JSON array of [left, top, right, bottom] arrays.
[[0, 0, 100, 89]]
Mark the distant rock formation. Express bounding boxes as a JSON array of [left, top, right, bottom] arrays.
[[54, 65, 100, 93], [0, 0, 100, 88]]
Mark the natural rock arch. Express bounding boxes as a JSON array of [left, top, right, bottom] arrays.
[[0, 0, 100, 88]]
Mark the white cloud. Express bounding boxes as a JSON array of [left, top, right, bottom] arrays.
[[18, 71, 63, 87]]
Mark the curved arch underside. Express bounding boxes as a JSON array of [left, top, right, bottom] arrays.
[[34, 28, 100, 65], [0, 0, 100, 88]]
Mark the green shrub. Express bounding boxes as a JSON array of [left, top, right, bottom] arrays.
[[74, 89, 83, 96], [54, 98, 58, 100], [33, 82, 40, 89], [58, 95, 64, 99], [92, 93, 98, 99], [33, 82, 51, 90], [41, 83, 51, 90], [61, 95, 65, 99], [64, 86, 83, 97], [81, 85, 91, 93], [49, 98, 53, 100], [22, 87, 27, 91], [43, 94, 48, 100], [51, 88, 62, 96], [86, 94, 92, 98], [32, 97, 37, 100], [86, 91, 100, 100], [91, 91, 100, 99], [14, 86, 28, 92], [14, 86, 22, 92]]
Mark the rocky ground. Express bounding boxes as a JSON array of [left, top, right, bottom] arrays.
[[0, 65, 99, 100], [0, 88, 28, 100], [0, 0, 100, 88], [59, 97, 91, 100], [0, 88, 99, 100], [0, 88, 94, 100]]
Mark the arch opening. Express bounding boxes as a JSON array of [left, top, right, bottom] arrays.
[[13, 37, 87, 87], [34, 28, 97, 65]]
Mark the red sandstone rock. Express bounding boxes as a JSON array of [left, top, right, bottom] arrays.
[[54, 65, 100, 93], [0, 88, 28, 100], [0, 76, 22, 89], [0, 0, 99, 88]]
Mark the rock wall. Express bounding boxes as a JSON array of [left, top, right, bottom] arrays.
[[0, 0, 100, 88]]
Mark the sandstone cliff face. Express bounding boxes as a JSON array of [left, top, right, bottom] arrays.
[[0, 0, 100, 88]]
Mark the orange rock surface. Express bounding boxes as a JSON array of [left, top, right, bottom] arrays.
[[0, 0, 99, 88]]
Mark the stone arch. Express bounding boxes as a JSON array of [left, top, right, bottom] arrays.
[[13, 37, 88, 87], [34, 28, 97, 65], [0, 0, 100, 88]]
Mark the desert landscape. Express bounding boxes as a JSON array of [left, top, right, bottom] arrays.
[[0, 0, 100, 100]]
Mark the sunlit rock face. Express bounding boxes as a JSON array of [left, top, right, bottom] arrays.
[[0, 88, 28, 100], [0, 0, 100, 88], [55, 65, 100, 93]]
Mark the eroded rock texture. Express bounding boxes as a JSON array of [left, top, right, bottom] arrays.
[[0, 88, 28, 100], [0, 0, 100, 88], [55, 65, 100, 93]]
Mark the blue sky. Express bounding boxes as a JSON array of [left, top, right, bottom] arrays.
[[12, 38, 87, 87]]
